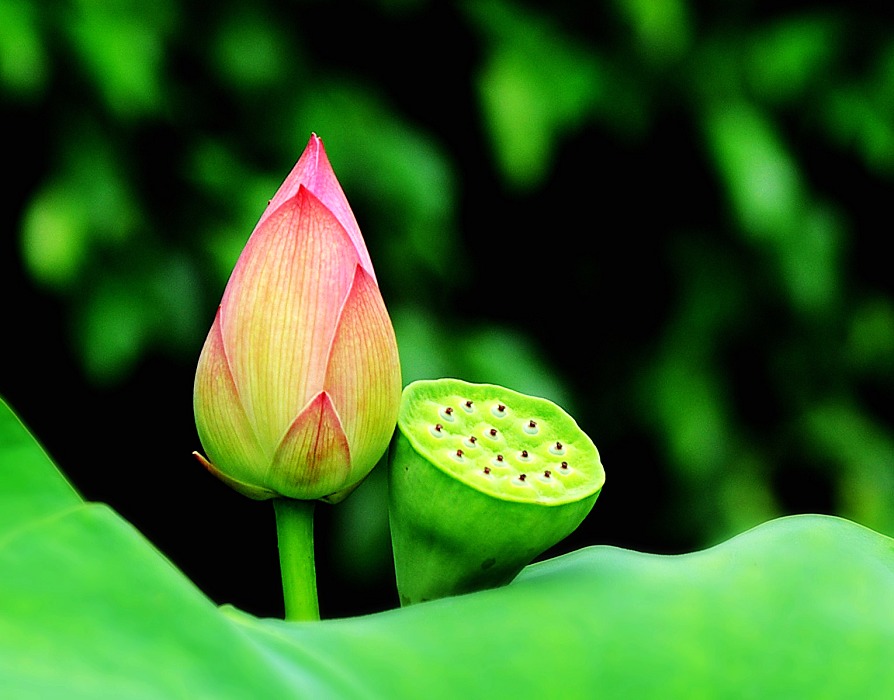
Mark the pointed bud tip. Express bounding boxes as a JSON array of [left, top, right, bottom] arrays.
[[306, 132, 326, 158]]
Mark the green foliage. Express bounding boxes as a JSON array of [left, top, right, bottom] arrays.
[[467, 0, 605, 189], [0, 0, 48, 97], [2, 0, 893, 608], [3, 396, 894, 696]]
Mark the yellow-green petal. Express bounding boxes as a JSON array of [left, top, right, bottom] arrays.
[[220, 187, 360, 454], [193, 310, 269, 487], [324, 264, 401, 479], [270, 391, 352, 500]]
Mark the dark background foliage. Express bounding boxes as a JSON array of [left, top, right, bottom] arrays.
[[2, 0, 892, 618]]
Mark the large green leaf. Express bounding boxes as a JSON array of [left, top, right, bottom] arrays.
[[235, 514, 894, 698], [1, 395, 893, 697], [0, 397, 80, 533], [0, 399, 314, 697]]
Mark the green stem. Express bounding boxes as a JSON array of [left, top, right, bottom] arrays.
[[273, 498, 319, 621]]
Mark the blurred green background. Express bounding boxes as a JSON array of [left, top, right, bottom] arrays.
[[2, 0, 893, 618]]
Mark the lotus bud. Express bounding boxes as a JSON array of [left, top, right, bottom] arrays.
[[193, 134, 401, 503], [388, 378, 605, 605]]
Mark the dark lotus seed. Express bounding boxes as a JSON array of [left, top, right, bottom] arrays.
[[556, 441, 563, 450], [498, 404, 506, 412], [435, 424, 443, 432], [544, 470, 551, 478], [469, 436, 477, 444], [529, 420, 537, 428], [490, 428, 497, 437], [521, 450, 529, 458], [561, 461, 568, 469], [484, 466, 491, 474], [519, 473, 527, 482], [496, 454, 504, 462], [456, 449, 463, 457], [465, 400, 473, 408], [445, 407, 453, 415]]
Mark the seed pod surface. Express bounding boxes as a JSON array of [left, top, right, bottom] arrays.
[[388, 378, 605, 605]]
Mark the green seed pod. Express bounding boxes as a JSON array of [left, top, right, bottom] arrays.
[[388, 378, 605, 605]]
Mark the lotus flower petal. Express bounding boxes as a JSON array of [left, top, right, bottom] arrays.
[[193, 311, 268, 486], [220, 187, 360, 452], [324, 264, 401, 479], [259, 134, 376, 281], [270, 391, 352, 500], [193, 452, 277, 500]]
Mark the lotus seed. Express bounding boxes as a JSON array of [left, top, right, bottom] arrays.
[[440, 406, 456, 422], [456, 449, 463, 457], [519, 473, 527, 482], [496, 454, 504, 462], [550, 441, 565, 455], [560, 461, 569, 470], [492, 404, 507, 418], [521, 450, 529, 459], [484, 466, 491, 474], [524, 419, 539, 435], [489, 428, 498, 438], [544, 470, 551, 478], [464, 400, 474, 411], [431, 424, 444, 438]]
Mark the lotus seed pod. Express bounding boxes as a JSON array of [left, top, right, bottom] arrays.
[[388, 378, 605, 605]]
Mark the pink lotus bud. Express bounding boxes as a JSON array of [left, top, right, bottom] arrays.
[[193, 134, 401, 503]]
